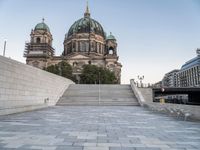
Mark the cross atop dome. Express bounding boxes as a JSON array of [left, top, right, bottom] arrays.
[[84, 1, 90, 18]]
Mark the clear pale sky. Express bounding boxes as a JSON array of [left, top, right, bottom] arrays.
[[0, 0, 200, 84]]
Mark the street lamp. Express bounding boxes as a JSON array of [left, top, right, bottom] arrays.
[[98, 71, 101, 105], [138, 75, 144, 87], [3, 39, 7, 57]]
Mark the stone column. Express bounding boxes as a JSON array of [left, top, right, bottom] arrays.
[[75, 41, 78, 52]]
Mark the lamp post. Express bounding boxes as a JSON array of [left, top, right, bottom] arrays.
[[138, 75, 144, 88], [58, 62, 62, 76], [3, 39, 7, 57], [132, 79, 135, 84], [136, 81, 139, 87], [98, 71, 101, 105]]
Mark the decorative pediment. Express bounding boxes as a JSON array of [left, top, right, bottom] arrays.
[[69, 54, 90, 59]]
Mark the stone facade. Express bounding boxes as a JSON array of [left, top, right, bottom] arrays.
[[24, 5, 122, 83]]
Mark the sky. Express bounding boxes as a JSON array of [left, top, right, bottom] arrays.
[[0, 0, 200, 84]]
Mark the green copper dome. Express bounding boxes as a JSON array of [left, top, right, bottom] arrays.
[[67, 3, 105, 39], [106, 32, 116, 40], [67, 17, 105, 38], [34, 20, 50, 32]]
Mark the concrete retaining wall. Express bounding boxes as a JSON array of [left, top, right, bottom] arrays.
[[0, 56, 74, 115], [130, 79, 200, 121], [137, 88, 153, 103]]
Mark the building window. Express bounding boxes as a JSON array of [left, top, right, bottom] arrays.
[[36, 37, 41, 43], [73, 42, 76, 52], [73, 62, 78, 66], [91, 42, 95, 52], [86, 42, 89, 52], [80, 42, 86, 52], [96, 43, 99, 53], [108, 47, 114, 55], [99, 44, 101, 53]]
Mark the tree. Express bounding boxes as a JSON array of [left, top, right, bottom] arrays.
[[58, 61, 73, 79], [45, 64, 59, 75], [80, 65, 117, 84], [44, 61, 75, 81]]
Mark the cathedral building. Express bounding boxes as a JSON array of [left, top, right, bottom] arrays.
[[24, 4, 122, 83]]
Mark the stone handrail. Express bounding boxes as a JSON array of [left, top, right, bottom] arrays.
[[130, 79, 146, 106]]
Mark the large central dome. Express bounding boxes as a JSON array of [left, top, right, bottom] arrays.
[[67, 17, 105, 38], [66, 4, 105, 38], [63, 3, 117, 57]]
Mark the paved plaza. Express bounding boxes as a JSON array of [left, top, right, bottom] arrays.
[[0, 106, 200, 150]]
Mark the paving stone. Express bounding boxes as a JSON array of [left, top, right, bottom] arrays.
[[56, 146, 83, 150], [135, 148, 161, 150], [0, 106, 199, 150], [84, 146, 109, 150], [109, 147, 122, 150]]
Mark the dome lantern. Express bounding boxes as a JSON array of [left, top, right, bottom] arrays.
[[84, 1, 90, 18]]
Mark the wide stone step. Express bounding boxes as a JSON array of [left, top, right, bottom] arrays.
[[64, 90, 133, 93], [56, 102, 139, 106], [56, 84, 139, 106], [59, 97, 137, 101], [64, 91, 133, 94], [61, 96, 136, 99], [58, 100, 137, 103]]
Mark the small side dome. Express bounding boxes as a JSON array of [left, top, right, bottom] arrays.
[[34, 18, 50, 32], [106, 32, 116, 40]]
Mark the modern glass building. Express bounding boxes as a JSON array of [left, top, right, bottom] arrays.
[[177, 49, 200, 87], [162, 49, 200, 87]]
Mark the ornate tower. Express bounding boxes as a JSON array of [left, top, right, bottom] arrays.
[[24, 19, 54, 69], [106, 32, 117, 55], [105, 32, 122, 83]]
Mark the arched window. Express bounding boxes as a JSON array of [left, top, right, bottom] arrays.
[[99, 44, 101, 53], [67, 43, 72, 53], [109, 50, 113, 54], [36, 37, 41, 43], [91, 42, 94, 52], [108, 47, 114, 55], [72, 42, 76, 52], [80, 42, 86, 52], [86, 42, 89, 52], [97, 43, 99, 53], [73, 62, 78, 66]]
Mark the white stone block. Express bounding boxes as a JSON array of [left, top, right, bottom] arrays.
[[0, 56, 74, 115]]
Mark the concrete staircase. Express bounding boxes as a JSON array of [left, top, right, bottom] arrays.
[[56, 84, 139, 106]]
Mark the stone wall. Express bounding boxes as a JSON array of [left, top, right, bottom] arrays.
[[0, 56, 74, 115], [130, 79, 200, 121], [137, 88, 153, 103]]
